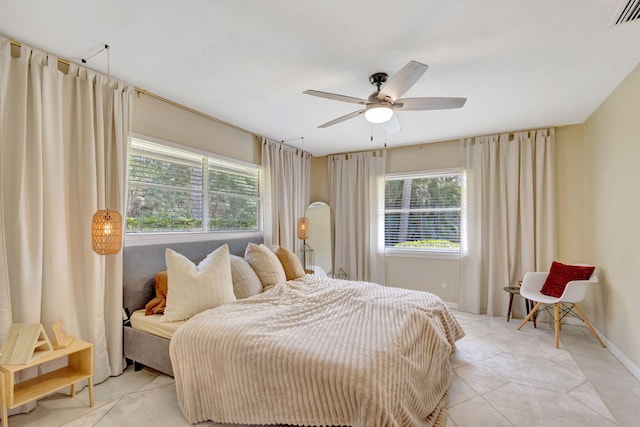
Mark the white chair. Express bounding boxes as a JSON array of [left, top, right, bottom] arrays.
[[517, 268, 606, 349]]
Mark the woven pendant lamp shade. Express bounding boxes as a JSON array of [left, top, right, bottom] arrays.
[[91, 209, 122, 255]]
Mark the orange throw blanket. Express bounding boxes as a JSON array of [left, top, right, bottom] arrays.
[[145, 271, 168, 315]]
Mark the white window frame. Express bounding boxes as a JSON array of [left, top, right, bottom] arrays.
[[384, 168, 461, 260], [125, 134, 262, 247]]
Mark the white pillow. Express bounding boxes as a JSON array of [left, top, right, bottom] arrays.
[[244, 243, 286, 290], [230, 255, 263, 299], [162, 244, 235, 322]]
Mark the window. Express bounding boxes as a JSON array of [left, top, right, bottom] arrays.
[[127, 137, 261, 235], [384, 171, 461, 253]]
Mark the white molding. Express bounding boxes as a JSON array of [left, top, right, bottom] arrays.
[[385, 248, 460, 260], [386, 168, 461, 180], [445, 302, 459, 310], [125, 231, 263, 247], [594, 325, 640, 382]]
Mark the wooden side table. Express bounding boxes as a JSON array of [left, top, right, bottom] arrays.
[[0, 339, 94, 426], [503, 286, 536, 327]]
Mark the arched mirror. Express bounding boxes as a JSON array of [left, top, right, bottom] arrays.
[[305, 201, 333, 275]]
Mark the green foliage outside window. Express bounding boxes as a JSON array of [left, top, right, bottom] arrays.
[[126, 138, 260, 233], [393, 239, 460, 249], [385, 173, 461, 250]]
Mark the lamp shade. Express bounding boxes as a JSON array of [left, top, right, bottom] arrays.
[[297, 217, 309, 240], [364, 105, 393, 124], [91, 209, 123, 255]]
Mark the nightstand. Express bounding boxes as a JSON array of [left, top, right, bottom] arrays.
[[503, 285, 536, 327], [0, 339, 94, 426]]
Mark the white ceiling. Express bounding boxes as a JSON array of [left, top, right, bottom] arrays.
[[1, 0, 640, 156]]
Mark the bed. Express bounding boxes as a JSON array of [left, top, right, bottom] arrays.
[[124, 240, 464, 426], [170, 274, 464, 426], [122, 237, 261, 376]]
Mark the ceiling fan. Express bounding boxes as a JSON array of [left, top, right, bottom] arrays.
[[303, 60, 466, 134]]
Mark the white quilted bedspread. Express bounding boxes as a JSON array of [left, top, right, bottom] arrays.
[[170, 275, 465, 426]]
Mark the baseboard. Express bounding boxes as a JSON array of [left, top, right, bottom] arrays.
[[594, 325, 640, 382], [557, 317, 640, 382], [445, 302, 459, 310]]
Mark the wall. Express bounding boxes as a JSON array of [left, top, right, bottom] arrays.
[[555, 125, 586, 262], [583, 63, 640, 371], [133, 94, 260, 165], [309, 156, 329, 204]]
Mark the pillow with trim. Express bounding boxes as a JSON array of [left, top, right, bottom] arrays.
[[162, 244, 235, 322], [540, 261, 595, 298], [244, 243, 286, 290]]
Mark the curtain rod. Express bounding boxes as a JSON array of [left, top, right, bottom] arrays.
[[10, 39, 73, 65], [328, 148, 386, 159], [9, 38, 261, 140]]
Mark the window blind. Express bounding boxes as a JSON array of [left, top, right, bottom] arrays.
[[127, 137, 260, 233], [384, 172, 461, 250]]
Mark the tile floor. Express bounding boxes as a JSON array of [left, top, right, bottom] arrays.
[[5, 311, 640, 427], [446, 311, 640, 427]]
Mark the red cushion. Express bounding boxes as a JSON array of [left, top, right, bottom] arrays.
[[540, 262, 595, 298]]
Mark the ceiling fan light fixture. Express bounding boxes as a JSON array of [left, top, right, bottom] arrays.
[[364, 105, 393, 124]]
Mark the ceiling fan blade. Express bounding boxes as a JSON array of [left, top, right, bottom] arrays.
[[382, 113, 401, 134], [393, 97, 467, 110], [304, 90, 369, 105], [318, 109, 366, 128], [377, 60, 428, 102]]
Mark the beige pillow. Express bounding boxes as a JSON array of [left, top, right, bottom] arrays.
[[274, 246, 306, 280], [162, 244, 235, 322], [230, 255, 263, 299], [244, 243, 286, 289]]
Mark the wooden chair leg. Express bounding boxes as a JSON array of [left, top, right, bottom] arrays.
[[559, 305, 562, 330], [517, 302, 541, 330], [572, 304, 607, 348], [554, 303, 561, 348]]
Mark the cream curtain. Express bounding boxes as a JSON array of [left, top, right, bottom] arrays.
[[329, 150, 386, 283], [262, 138, 311, 253], [459, 129, 556, 315], [0, 36, 132, 382]]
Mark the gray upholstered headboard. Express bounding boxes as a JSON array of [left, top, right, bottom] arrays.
[[123, 236, 262, 314]]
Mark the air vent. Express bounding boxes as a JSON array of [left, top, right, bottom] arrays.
[[613, 0, 640, 25]]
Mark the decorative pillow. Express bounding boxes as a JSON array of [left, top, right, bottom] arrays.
[[144, 270, 168, 315], [230, 255, 263, 299], [162, 244, 235, 322], [540, 261, 595, 298], [274, 246, 306, 280], [244, 243, 286, 289]]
